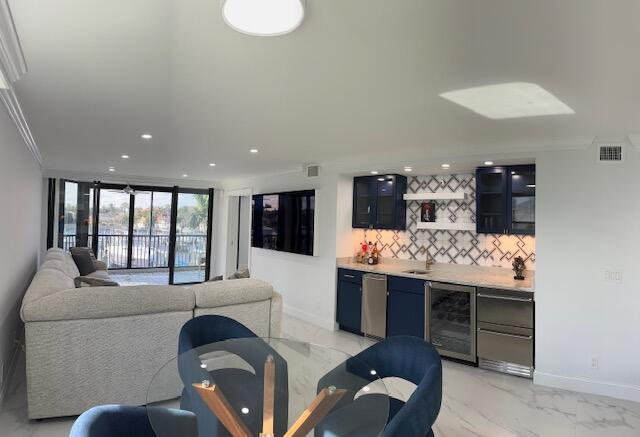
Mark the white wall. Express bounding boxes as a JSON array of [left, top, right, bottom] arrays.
[[0, 108, 42, 398], [534, 146, 640, 402], [218, 170, 344, 330]]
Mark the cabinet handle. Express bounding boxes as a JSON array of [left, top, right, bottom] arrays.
[[343, 274, 355, 279], [477, 328, 532, 340], [477, 293, 533, 303], [367, 206, 370, 214]]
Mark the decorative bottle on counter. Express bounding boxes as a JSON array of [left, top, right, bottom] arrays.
[[371, 242, 380, 265], [367, 241, 375, 265]]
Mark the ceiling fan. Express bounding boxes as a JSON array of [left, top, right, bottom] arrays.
[[108, 184, 141, 196]]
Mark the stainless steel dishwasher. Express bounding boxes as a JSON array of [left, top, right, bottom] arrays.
[[361, 273, 387, 339]]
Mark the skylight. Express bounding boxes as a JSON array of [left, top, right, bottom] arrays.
[[440, 82, 575, 119]]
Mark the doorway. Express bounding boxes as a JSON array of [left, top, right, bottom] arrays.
[[226, 194, 251, 278]]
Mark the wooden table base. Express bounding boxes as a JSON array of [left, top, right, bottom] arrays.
[[192, 355, 345, 437]]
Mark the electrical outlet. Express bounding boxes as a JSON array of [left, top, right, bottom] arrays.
[[590, 357, 599, 370], [604, 269, 623, 284]]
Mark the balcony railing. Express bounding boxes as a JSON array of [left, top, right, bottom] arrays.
[[62, 234, 207, 270]]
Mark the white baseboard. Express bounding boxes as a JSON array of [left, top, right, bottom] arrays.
[[534, 371, 640, 403], [283, 304, 336, 332]]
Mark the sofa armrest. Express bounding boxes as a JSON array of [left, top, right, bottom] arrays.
[[191, 278, 273, 308], [22, 285, 195, 322], [270, 290, 283, 338]]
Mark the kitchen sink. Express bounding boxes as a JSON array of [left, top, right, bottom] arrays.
[[403, 269, 430, 275]]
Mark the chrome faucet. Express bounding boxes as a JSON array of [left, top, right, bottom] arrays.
[[425, 247, 434, 269]]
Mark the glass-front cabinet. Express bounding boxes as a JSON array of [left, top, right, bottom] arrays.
[[508, 166, 535, 234], [476, 167, 507, 234], [352, 174, 407, 230], [476, 165, 535, 235]]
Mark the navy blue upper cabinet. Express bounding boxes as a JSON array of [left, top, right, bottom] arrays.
[[476, 165, 535, 235], [352, 175, 407, 230], [507, 165, 536, 235]]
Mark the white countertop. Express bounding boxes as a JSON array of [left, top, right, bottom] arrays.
[[336, 257, 534, 293]]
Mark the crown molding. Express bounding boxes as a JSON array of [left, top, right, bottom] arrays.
[[626, 135, 640, 149], [0, 87, 40, 165], [43, 168, 220, 190], [0, 0, 41, 166], [0, 0, 26, 82]]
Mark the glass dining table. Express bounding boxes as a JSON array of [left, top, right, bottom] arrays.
[[146, 337, 390, 437]]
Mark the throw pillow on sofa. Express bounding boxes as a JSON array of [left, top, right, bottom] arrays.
[[74, 276, 119, 288], [227, 268, 250, 280], [71, 251, 97, 276]]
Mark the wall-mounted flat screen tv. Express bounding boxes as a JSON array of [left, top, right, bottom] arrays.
[[251, 190, 315, 256]]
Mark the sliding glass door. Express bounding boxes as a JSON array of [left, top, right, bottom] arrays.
[[96, 188, 131, 269], [59, 180, 96, 251], [57, 180, 213, 285], [171, 189, 212, 284]]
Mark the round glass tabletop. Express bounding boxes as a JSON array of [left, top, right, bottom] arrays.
[[146, 337, 390, 437]]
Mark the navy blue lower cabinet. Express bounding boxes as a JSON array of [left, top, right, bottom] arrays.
[[336, 280, 362, 335], [387, 288, 425, 338]]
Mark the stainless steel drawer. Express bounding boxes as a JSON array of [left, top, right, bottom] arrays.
[[477, 288, 533, 328], [477, 322, 533, 367]]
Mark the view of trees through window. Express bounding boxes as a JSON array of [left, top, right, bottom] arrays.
[[59, 180, 211, 284]]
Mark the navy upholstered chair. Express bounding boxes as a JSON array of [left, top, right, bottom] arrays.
[[178, 315, 288, 437], [69, 405, 197, 437], [316, 336, 442, 437]]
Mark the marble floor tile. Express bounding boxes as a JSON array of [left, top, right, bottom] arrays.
[[1, 313, 638, 437]]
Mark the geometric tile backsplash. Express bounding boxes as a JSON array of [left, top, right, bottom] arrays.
[[354, 174, 536, 270]]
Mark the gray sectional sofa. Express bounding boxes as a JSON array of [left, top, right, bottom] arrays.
[[20, 248, 282, 419]]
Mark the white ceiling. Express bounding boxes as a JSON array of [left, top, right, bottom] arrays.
[[8, 0, 640, 182]]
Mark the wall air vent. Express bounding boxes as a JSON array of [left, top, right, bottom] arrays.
[[305, 164, 320, 178], [598, 145, 623, 162]]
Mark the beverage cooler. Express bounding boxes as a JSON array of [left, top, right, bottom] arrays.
[[425, 281, 477, 363]]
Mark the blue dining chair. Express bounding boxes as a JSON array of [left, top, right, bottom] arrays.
[[69, 405, 197, 437], [316, 336, 442, 437], [178, 315, 288, 437]]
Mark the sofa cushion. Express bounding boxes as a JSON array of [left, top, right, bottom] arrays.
[[74, 276, 119, 288], [43, 251, 81, 278], [86, 270, 112, 281], [191, 278, 273, 308], [21, 269, 76, 313], [21, 285, 195, 322], [72, 251, 96, 276]]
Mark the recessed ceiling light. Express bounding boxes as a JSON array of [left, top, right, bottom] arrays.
[[121, 154, 130, 159], [370, 170, 379, 175], [484, 161, 494, 166], [209, 162, 216, 167], [108, 167, 115, 172], [221, 0, 305, 37], [141, 133, 152, 140], [250, 148, 259, 154], [441, 163, 451, 169], [182, 174, 188, 178], [404, 167, 413, 172], [440, 82, 575, 119]]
